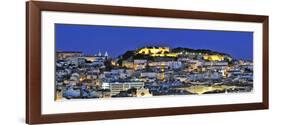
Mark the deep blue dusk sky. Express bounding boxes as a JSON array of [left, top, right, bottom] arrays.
[[56, 24, 253, 60]]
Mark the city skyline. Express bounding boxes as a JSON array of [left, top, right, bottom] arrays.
[[56, 24, 253, 60], [55, 23, 254, 100]]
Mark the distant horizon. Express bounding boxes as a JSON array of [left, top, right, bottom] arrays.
[[56, 46, 238, 59], [56, 24, 253, 60]]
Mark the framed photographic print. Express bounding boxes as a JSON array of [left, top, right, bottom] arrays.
[[26, 1, 269, 124]]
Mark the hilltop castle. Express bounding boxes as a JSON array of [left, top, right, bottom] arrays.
[[137, 46, 178, 57]]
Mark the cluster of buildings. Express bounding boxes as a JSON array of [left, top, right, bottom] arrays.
[[55, 46, 253, 100]]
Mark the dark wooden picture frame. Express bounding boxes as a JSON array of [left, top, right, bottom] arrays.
[[26, 1, 269, 124]]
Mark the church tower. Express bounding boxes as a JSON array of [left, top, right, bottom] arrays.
[[105, 51, 108, 57], [98, 51, 102, 56]]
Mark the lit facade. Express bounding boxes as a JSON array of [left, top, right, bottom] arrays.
[[56, 51, 82, 60], [104, 82, 145, 96], [203, 54, 225, 61], [137, 47, 179, 57]]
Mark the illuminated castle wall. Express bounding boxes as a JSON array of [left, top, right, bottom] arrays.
[[203, 55, 224, 61], [137, 47, 178, 57]]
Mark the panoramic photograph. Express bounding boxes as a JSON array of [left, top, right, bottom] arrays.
[[55, 24, 254, 101]]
